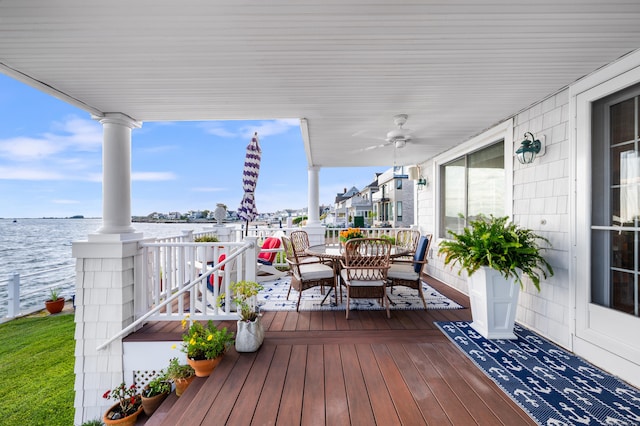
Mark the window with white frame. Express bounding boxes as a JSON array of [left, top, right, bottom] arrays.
[[396, 201, 402, 221], [440, 141, 505, 237]]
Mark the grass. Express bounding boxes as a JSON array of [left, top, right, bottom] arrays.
[[0, 313, 75, 426]]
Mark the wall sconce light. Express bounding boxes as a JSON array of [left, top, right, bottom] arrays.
[[515, 132, 544, 164], [417, 177, 427, 190]]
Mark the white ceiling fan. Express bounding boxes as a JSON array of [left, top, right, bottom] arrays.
[[353, 114, 423, 152]]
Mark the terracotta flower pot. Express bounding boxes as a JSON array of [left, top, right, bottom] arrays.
[[45, 297, 65, 314], [102, 401, 143, 426], [141, 389, 169, 416], [187, 356, 223, 377], [174, 375, 195, 397]]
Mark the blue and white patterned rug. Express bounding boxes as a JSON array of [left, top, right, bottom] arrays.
[[258, 277, 463, 312], [437, 321, 640, 426]]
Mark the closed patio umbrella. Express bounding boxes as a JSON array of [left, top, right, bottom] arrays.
[[238, 132, 261, 235]]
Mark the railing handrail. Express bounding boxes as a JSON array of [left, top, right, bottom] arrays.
[[96, 242, 251, 351], [0, 264, 74, 287]]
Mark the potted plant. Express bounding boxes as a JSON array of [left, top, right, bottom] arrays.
[[45, 287, 65, 314], [227, 280, 264, 352], [180, 314, 234, 377], [141, 369, 171, 416], [438, 215, 554, 339], [165, 357, 195, 397], [339, 227, 364, 244], [195, 234, 220, 263], [102, 382, 143, 426]]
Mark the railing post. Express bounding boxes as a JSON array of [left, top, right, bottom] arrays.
[[244, 236, 258, 282], [7, 273, 20, 318]]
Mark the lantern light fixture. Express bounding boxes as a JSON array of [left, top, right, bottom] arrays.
[[417, 177, 427, 190], [515, 132, 544, 164]]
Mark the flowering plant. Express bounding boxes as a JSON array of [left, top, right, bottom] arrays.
[[102, 382, 141, 419], [339, 227, 364, 243], [221, 280, 263, 322], [180, 314, 234, 360]]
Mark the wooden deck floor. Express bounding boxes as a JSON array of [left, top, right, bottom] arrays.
[[134, 276, 536, 425]]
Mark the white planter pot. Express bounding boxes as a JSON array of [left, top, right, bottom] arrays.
[[467, 266, 520, 340], [235, 318, 264, 352]]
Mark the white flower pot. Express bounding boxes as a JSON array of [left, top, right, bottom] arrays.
[[235, 317, 264, 352], [468, 266, 520, 340]]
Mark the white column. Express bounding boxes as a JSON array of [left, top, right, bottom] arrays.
[[92, 113, 142, 241], [307, 166, 320, 225], [304, 166, 325, 245]]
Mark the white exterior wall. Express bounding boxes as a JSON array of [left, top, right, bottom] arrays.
[[512, 90, 571, 348], [422, 92, 572, 350], [72, 240, 140, 424]]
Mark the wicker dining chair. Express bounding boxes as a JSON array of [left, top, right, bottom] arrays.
[[282, 235, 337, 311], [339, 238, 392, 319], [387, 234, 432, 309], [289, 230, 324, 264], [394, 229, 421, 260]]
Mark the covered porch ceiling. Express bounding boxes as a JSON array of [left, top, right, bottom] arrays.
[[2, 1, 640, 168]]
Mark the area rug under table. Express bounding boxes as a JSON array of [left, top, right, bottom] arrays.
[[258, 277, 463, 312], [436, 321, 640, 426]]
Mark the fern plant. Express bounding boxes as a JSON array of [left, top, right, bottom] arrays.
[[438, 215, 554, 291]]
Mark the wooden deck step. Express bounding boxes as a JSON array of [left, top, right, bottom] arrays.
[[134, 276, 535, 425]]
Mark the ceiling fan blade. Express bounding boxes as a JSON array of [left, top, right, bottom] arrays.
[[350, 142, 389, 153]]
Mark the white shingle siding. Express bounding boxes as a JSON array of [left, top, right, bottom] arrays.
[[423, 88, 572, 349], [72, 240, 140, 425]]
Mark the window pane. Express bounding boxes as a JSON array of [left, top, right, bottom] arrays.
[[610, 270, 635, 314], [468, 142, 505, 219], [610, 98, 635, 144], [611, 230, 634, 270], [441, 158, 466, 235], [396, 201, 402, 221]]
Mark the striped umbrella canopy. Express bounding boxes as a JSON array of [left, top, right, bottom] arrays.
[[238, 132, 261, 233]]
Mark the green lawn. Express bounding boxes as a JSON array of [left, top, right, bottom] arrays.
[[0, 313, 75, 426]]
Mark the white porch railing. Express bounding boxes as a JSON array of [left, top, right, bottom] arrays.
[[97, 225, 414, 350]]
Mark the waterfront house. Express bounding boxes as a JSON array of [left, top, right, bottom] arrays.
[[2, 2, 640, 423]]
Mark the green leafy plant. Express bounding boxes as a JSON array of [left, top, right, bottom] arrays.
[[102, 382, 141, 418], [438, 215, 554, 291], [223, 280, 263, 322], [379, 234, 396, 244], [180, 315, 234, 360], [48, 287, 61, 302], [165, 357, 194, 380], [80, 420, 104, 426], [194, 235, 219, 242], [143, 370, 171, 397]]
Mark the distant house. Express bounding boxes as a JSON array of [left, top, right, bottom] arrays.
[[372, 166, 414, 228]]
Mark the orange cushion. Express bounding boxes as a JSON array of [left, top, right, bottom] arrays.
[[257, 237, 281, 265]]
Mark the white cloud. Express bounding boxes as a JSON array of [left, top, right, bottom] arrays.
[[0, 165, 67, 180], [200, 124, 236, 138], [199, 119, 300, 139], [132, 172, 176, 181], [0, 116, 102, 162], [51, 199, 81, 204], [191, 187, 227, 192], [240, 119, 300, 139], [0, 137, 63, 161]]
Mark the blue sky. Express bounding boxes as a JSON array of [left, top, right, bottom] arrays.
[[0, 74, 383, 218]]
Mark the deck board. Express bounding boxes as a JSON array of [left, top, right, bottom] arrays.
[[136, 275, 537, 425]]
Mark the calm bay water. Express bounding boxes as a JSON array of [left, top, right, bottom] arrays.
[[0, 218, 213, 317]]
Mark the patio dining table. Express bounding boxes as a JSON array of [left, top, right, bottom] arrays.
[[305, 243, 411, 305]]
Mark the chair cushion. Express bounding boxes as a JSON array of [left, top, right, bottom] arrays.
[[299, 263, 334, 280], [387, 263, 419, 281], [413, 236, 429, 273], [207, 253, 227, 292], [258, 237, 281, 264]]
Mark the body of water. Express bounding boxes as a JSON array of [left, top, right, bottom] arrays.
[[0, 218, 216, 317]]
